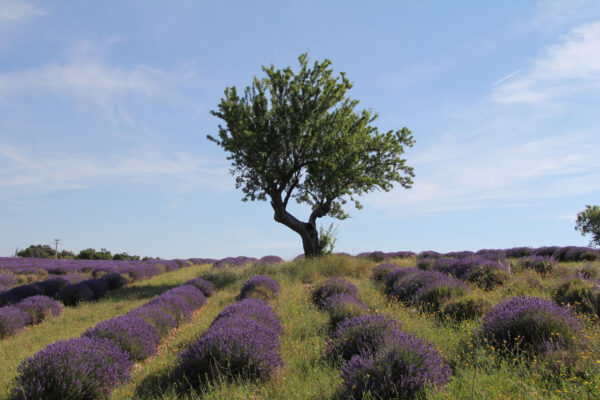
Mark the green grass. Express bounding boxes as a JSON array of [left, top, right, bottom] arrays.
[[3, 255, 600, 399], [0, 263, 211, 400]]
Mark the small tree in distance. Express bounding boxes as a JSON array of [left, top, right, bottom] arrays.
[[208, 53, 415, 257], [575, 205, 600, 247]]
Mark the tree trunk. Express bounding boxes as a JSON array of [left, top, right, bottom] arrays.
[[271, 197, 322, 258], [300, 221, 321, 257]]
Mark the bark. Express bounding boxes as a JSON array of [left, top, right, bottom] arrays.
[[271, 196, 322, 257]]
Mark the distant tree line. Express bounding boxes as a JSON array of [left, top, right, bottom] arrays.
[[16, 244, 144, 260]]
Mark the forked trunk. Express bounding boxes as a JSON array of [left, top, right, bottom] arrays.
[[271, 199, 322, 258], [300, 221, 321, 258]]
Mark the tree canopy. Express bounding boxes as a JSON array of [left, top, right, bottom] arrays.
[[575, 205, 600, 247], [208, 53, 415, 256]]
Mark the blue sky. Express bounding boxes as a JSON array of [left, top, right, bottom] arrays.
[[1, 0, 600, 259]]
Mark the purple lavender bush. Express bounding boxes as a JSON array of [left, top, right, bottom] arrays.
[[311, 278, 358, 309], [175, 316, 282, 386], [480, 296, 584, 358], [211, 298, 283, 334], [83, 316, 160, 361], [371, 263, 400, 283], [240, 275, 280, 300], [1, 283, 44, 306], [82, 278, 109, 300], [127, 304, 177, 339], [388, 270, 452, 304], [102, 273, 127, 290], [258, 255, 284, 265], [340, 330, 451, 400], [16, 295, 62, 324], [414, 278, 469, 312], [12, 337, 132, 400], [184, 277, 216, 297], [164, 285, 207, 309], [57, 283, 95, 306], [0, 306, 30, 338], [321, 293, 368, 328], [0, 274, 15, 289], [383, 267, 420, 297], [38, 277, 70, 297], [146, 293, 193, 325], [326, 313, 402, 362]]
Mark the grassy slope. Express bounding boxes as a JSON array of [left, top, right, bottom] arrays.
[[0, 263, 211, 400], [2, 256, 600, 399]]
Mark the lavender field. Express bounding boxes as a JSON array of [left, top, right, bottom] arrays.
[[0, 247, 599, 399]]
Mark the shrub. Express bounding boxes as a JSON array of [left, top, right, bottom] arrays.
[[127, 304, 177, 339], [38, 277, 70, 298], [441, 295, 491, 322], [83, 316, 160, 361], [175, 316, 282, 387], [466, 266, 509, 290], [2, 283, 45, 305], [340, 330, 451, 400], [82, 278, 109, 300], [519, 256, 557, 274], [146, 294, 193, 325], [57, 283, 95, 306], [164, 285, 207, 309], [200, 270, 239, 290], [47, 267, 69, 275], [415, 279, 469, 312], [554, 278, 600, 317], [184, 277, 216, 297], [383, 267, 420, 297], [102, 273, 126, 290], [325, 313, 402, 362], [16, 295, 62, 324], [211, 298, 283, 334], [416, 257, 436, 271], [322, 293, 368, 328], [0, 274, 16, 288], [505, 247, 534, 258], [12, 337, 132, 400], [0, 306, 30, 338], [240, 275, 280, 300], [480, 296, 584, 359], [576, 264, 600, 280], [371, 263, 399, 283], [311, 278, 358, 309], [388, 270, 451, 303], [258, 255, 283, 265]]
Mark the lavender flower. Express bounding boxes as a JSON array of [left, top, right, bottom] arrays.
[[146, 293, 193, 325], [175, 314, 282, 387], [240, 275, 280, 300], [127, 304, 177, 339], [480, 296, 584, 357], [83, 316, 160, 361], [184, 277, 216, 297], [341, 330, 451, 399], [12, 337, 132, 400], [326, 313, 402, 362], [211, 298, 283, 334], [102, 273, 127, 290], [163, 285, 206, 309], [16, 295, 62, 324], [321, 293, 368, 328], [0, 306, 30, 337], [371, 263, 400, 283], [57, 283, 95, 306], [311, 278, 359, 309]]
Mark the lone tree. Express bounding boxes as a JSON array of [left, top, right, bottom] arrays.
[[575, 205, 600, 247], [208, 54, 415, 257]]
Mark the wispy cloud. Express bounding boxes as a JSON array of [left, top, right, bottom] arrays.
[[493, 20, 600, 104], [0, 144, 230, 194], [532, 0, 600, 32], [0, 0, 44, 21]]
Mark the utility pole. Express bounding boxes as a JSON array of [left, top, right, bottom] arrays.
[[54, 239, 60, 259]]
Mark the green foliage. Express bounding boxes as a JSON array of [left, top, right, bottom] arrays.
[[441, 295, 491, 322], [17, 245, 56, 259], [76, 248, 112, 260], [554, 278, 600, 317], [208, 53, 414, 255], [318, 223, 338, 255], [575, 205, 600, 247]]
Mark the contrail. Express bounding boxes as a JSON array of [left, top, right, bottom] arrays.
[[492, 67, 523, 87]]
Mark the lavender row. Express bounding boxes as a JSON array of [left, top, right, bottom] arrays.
[[174, 278, 283, 388], [11, 277, 215, 399], [0, 257, 205, 306], [0, 295, 63, 338], [373, 265, 588, 368], [311, 277, 451, 399]]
